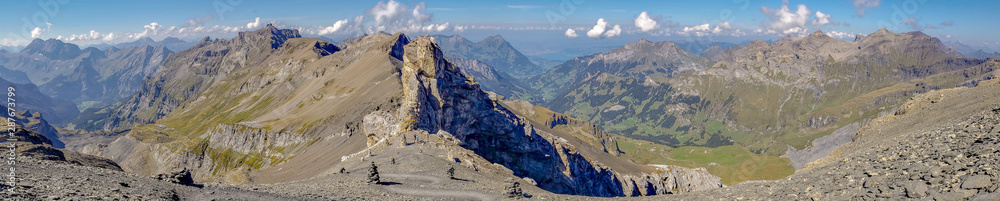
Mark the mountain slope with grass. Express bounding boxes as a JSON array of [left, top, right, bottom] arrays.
[[528, 29, 995, 185]]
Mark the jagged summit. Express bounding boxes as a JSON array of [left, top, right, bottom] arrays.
[[21, 38, 83, 60], [482, 34, 505, 43], [775, 34, 797, 44], [430, 34, 543, 77], [871, 27, 893, 36], [906, 30, 928, 36], [235, 24, 301, 49], [810, 30, 826, 37]]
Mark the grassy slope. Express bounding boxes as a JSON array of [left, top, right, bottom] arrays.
[[504, 100, 794, 185]]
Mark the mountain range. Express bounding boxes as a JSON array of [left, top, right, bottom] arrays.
[[0, 38, 172, 117], [431, 35, 547, 78], [2, 20, 997, 199]]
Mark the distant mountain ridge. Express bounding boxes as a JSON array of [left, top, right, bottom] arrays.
[[1, 38, 173, 113], [114, 37, 197, 52], [432, 34, 545, 78], [531, 28, 993, 158]]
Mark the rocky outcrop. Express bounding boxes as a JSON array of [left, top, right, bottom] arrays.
[[783, 123, 859, 170], [206, 123, 307, 156], [619, 166, 722, 196], [393, 35, 721, 196], [7, 124, 121, 171]]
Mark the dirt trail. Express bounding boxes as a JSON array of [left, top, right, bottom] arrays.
[[381, 173, 495, 201]]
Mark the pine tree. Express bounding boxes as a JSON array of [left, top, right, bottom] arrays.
[[367, 161, 380, 184]]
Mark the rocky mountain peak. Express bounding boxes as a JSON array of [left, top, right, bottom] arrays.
[[235, 25, 301, 49], [906, 31, 928, 37], [482, 35, 505, 43], [401, 36, 456, 81], [135, 37, 155, 44], [871, 27, 893, 36], [810, 30, 826, 37], [775, 34, 797, 44], [21, 38, 83, 60], [161, 37, 184, 43]]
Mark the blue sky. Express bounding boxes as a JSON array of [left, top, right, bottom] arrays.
[[2, 0, 997, 58]]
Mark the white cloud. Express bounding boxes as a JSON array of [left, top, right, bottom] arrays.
[[317, 19, 350, 35], [246, 17, 262, 29], [604, 25, 621, 38], [827, 31, 855, 38], [422, 22, 449, 32], [853, 0, 881, 17], [678, 21, 742, 36], [55, 17, 264, 46], [363, 0, 449, 34], [760, 2, 811, 35], [453, 25, 466, 32], [683, 23, 711, 32], [586, 18, 608, 38], [812, 11, 837, 26], [634, 11, 658, 32], [586, 18, 621, 39], [2, 38, 20, 46], [31, 27, 43, 38], [565, 28, 578, 38]]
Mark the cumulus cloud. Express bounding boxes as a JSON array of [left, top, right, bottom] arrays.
[[364, 0, 448, 33], [586, 18, 621, 39], [28, 1, 455, 47], [587, 18, 609, 38], [853, 0, 881, 17], [565, 28, 579, 38], [246, 17, 262, 29], [677, 21, 742, 36], [317, 19, 350, 35], [827, 31, 856, 39], [31, 27, 43, 38], [812, 11, 836, 26], [604, 25, 622, 38], [2, 38, 20, 46], [54, 17, 265, 46], [422, 22, 449, 32], [634, 11, 659, 32], [760, 2, 811, 35], [683, 24, 711, 32]]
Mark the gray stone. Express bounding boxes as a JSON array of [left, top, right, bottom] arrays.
[[906, 182, 929, 198], [934, 191, 966, 201], [971, 192, 1000, 201], [962, 175, 992, 189]]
